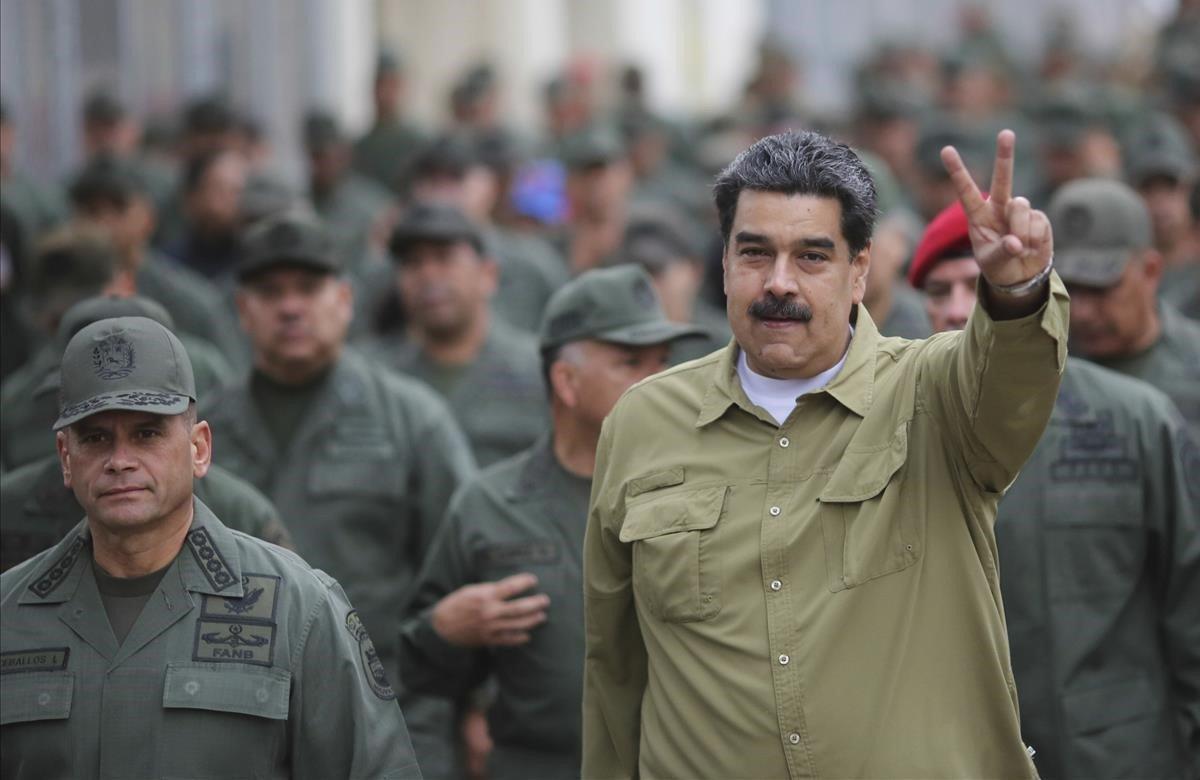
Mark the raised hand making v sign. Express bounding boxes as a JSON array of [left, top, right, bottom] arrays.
[[942, 129, 1055, 317]]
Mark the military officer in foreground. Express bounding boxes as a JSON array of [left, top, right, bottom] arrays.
[[1, 295, 292, 573], [583, 129, 1067, 777], [399, 265, 702, 780], [0, 316, 421, 778], [202, 212, 475, 778], [912, 198, 1200, 778]]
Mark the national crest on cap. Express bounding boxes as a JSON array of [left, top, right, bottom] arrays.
[[91, 333, 137, 380]]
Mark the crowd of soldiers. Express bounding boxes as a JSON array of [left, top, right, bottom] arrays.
[[1, 4, 1199, 779]]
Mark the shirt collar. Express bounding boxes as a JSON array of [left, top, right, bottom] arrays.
[[695, 304, 879, 428]]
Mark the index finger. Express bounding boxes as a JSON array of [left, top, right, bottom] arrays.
[[492, 572, 539, 599], [941, 144, 987, 217], [986, 129, 1015, 205]]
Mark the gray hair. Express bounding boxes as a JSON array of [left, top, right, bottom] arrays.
[[713, 130, 878, 255]]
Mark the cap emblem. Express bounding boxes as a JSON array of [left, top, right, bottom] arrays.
[[1061, 204, 1093, 242], [92, 334, 136, 380]]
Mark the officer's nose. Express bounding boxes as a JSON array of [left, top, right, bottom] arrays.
[[105, 435, 139, 473], [947, 282, 976, 329], [763, 255, 801, 299]]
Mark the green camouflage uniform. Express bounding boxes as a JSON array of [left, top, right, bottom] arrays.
[[996, 357, 1200, 777], [1, 500, 421, 779], [367, 320, 548, 468]]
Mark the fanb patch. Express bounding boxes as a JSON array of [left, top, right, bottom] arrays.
[[193, 620, 276, 666], [1, 648, 69, 674], [200, 574, 280, 623], [92, 334, 136, 379], [345, 610, 395, 700]]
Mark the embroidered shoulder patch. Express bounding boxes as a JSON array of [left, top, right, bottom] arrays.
[[345, 610, 395, 700], [200, 574, 280, 623], [0, 648, 69, 674], [27, 537, 85, 599], [193, 620, 276, 666], [186, 528, 236, 592]]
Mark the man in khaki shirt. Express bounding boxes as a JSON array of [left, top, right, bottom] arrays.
[[582, 129, 1068, 779]]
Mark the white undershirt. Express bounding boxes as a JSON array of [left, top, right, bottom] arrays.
[[736, 330, 853, 425]]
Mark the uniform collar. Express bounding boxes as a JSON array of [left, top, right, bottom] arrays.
[[695, 304, 878, 428], [506, 434, 590, 501], [18, 496, 244, 605]]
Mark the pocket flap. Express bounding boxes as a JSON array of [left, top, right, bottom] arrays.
[[626, 467, 686, 499], [163, 663, 291, 720], [0, 671, 74, 725], [619, 486, 726, 542], [819, 423, 909, 503]]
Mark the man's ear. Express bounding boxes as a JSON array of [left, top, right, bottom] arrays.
[[1140, 249, 1163, 292], [851, 241, 872, 305], [191, 420, 212, 480], [56, 430, 72, 489], [480, 257, 500, 299], [549, 360, 578, 410]]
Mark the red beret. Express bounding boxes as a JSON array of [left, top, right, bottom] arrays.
[[908, 200, 974, 289]]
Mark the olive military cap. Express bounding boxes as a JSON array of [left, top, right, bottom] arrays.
[[1124, 114, 1198, 186], [388, 202, 485, 259], [559, 124, 626, 169], [54, 316, 195, 430], [238, 213, 341, 280], [538, 265, 705, 350], [1047, 178, 1152, 288]]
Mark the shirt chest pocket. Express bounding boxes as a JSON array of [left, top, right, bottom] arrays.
[[0, 672, 74, 778], [159, 663, 291, 777], [0, 670, 73, 725], [620, 483, 727, 623], [308, 440, 408, 501], [818, 422, 920, 592]]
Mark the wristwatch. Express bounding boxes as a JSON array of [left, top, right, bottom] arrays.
[[989, 255, 1053, 296]]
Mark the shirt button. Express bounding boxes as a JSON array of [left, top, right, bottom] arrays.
[[770, 580, 782, 591], [779, 437, 790, 448], [779, 654, 790, 665], [769, 506, 781, 516], [789, 733, 801, 745]]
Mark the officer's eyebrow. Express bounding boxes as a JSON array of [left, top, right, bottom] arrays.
[[733, 231, 836, 250]]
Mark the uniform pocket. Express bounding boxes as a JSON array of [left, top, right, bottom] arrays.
[[1043, 484, 1143, 601], [0, 671, 73, 725], [818, 422, 920, 592], [620, 485, 727, 622], [162, 663, 291, 719]]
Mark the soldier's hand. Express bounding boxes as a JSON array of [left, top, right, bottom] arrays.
[[431, 573, 549, 647], [942, 129, 1053, 293]]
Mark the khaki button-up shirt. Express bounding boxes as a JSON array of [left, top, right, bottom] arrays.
[[583, 275, 1069, 779]]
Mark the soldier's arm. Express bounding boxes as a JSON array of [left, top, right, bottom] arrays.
[[289, 577, 423, 780], [398, 494, 489, 700], [1146, 411, 1200, 765], [582, 418, 646, 780]]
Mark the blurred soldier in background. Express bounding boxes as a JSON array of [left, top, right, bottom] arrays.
[[203, 212, 475, 779], [375, 202, 548, 467], [400, 265, 702, 780], [1050, 178, 1200, 434], [302, 110, 395, 279], [354, 51, 428, 197], [912, 199, 1200, 779]]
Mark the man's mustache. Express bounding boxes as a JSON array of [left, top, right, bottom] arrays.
[[748, 295, 813, 322]]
